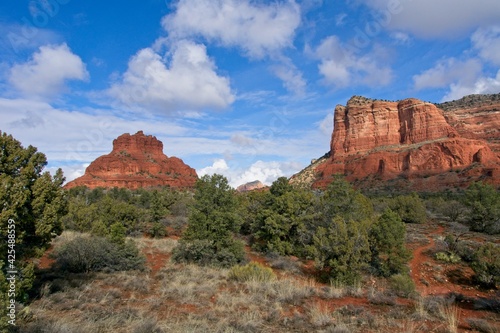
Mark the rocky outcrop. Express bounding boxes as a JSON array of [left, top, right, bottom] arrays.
[[291, 95, 500, 192], [65, 131, 198, 189], [439, 93, 500, 157], [236, 180, 267, 192]]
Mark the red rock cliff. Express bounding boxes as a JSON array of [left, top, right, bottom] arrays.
[[292, 95, 500, 191], [65, 131, 198, 189]]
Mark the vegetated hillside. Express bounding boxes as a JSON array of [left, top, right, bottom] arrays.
[[19, 177, 500, 332], [291, 93, 500, 193], [65, 131, 198, 190]]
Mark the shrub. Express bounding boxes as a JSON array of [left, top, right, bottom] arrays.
[[467, 318, 497, 333], [149, 221, 167, 238], [470, 242, 500, 288], [229, 262, 276, 282], [389, 193, 427, 224], [172, 239, 245, 268], [311, 216, 371, 285], [435, 252, 461, 263], [389, 273, 416, 298], [51, 235, 144, 273], [369, 209, 411, 277], [464, 182, 500, 234], [175, 174, 245, 267]]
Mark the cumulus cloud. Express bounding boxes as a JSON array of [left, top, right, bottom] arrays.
[[313, 35, 393, 88], [443, 70, 500, 101], [198, 158, 302, 188], [8, 43, 88, 98], [107, 40, 235, 112], [364, 0, 500, 38], [162, 0, 301, 59], [412, 58, 483, 91], [472, 26, 500, 66], [413, 25, 500, 101]]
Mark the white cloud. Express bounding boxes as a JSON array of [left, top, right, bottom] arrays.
[[412, 25, 500, 102], [230, 133, 255, 146], [8, 43, 88, 98], [314, 36, 393, 88], [162, 0, 301, 59], [198, 158, 302, 187], [443, 70, 500, 101], [412, 58, 483, 91], [271, 62, 306, 96], [107, 40, 235, 113], [364, 0, 500, 38], [472, 26, 500, 66], [318, 112, 333, 136]]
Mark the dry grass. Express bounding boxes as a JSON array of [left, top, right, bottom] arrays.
[[20, 232, 500, 333], [438, 304, 460, 333]]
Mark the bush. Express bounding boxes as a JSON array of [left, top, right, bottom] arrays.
[[172, 239, 245, 268], [389, 273, 416, 298], [51, 235, 144, 273], [435, 252, 461, 263], [470, 242, 500, 288], [175, 174, 245, 267], [229, 262, 276, 282], [389, 193, 427, 224], [311, 216, 371, 285], [464, 182, 500, 234], [369, 209, 411, 277], [149, 221, 167, 238]]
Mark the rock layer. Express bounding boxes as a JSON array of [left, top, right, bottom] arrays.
[[292, 95, 500, 191], [65, 131, 198, 189]]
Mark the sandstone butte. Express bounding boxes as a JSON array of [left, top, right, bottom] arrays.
[[291, 94, 500, 192], [64, 131, 198, 190], [236, 180, 268, 192]]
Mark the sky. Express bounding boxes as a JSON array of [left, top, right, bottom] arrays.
[[1, 0, 500, 188]]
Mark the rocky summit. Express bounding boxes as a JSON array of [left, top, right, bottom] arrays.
[[65, 131, 198, 189], [291, 94, 500, 192], [236, 180, 267, 192]]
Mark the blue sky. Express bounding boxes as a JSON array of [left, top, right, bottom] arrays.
[[1, 0, 500, 187]]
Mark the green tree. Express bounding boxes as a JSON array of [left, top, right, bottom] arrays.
[[310, 216, 371, 284], [173, 174, 244, 267], [320, 175, 373, 223], [369, 209, 411, 277], [464, 182, 500, 234], [250, 185, 315, 256], [389, 193, 427, 224], [0, 131, 67, 304], [470, 242, 500, 288]]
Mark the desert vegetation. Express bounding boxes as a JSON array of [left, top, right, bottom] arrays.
[[1, 131, 499, 332]]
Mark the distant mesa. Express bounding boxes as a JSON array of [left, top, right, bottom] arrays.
[[236, 180, 267, 192], [65, 131, 198, 190], [291, 93, 500, 192]]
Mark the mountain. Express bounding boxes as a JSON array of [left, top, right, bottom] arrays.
[[236, 180, 267, 192], [291, 94, 500, 192], [65, 131, 198, 189]]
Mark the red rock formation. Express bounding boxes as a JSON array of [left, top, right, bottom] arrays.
[[65, 131, 198, 189], [439, 94, 500, 157], [236, 180, 267, 192], [303, 95, 500, 191]]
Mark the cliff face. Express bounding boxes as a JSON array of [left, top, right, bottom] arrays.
[[291, 94, 500, 191], [439, 93, 500, 157], [65, 131, 198, 189]]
